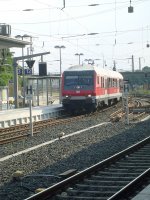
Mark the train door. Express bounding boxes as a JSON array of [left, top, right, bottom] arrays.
[[104, 76, 108, 95]]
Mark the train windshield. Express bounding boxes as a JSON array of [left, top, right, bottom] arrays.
[[65, 75, 93, 86]]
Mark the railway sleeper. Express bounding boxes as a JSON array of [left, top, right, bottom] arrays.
[[66, 188, 114, 197], [106, 168, 146, 174], [115, 162, 150, 167], [108, 165, 149, 169], [97, 171, 140, 177], [131, 152, 150, 156], [91, 175, 135, 181], [56, 195, 108, 199], [75, 183, 122, 191], [83, 179, 129, 186]]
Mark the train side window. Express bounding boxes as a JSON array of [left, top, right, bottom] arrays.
[[105, 78, 107, 88], [119, 79, 123, 91], [108, 78, 111, 88], [109, 78, 112, 87], [117, 79, 119, 87], [101, 77, 104, 88], [113, 79, 117, 87], [97, 76, 99, 84], [114, 79, 117, 87]]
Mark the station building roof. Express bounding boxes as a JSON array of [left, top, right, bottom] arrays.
[[0, 35, 30, 49]]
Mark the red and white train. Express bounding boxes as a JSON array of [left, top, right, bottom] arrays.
[[61, 65, 123, 113]]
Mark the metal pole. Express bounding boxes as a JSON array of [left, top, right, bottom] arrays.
[[29, 99, 33, 136], [139, 57, 141, 71], [13, 59, 18, 108], [7, 87, 9, 109], [37, 79, 39, 106], [125, 94, 129, 125], [79, 55, 80, 65], [46, 78, 49, 105], [41, 55, 43, 62], [30, 37, 33, 74], [131, 55, 134, 72], [123, 83, 129, 125], [22, 47, 25, 107], [59, 48, 62, 104]]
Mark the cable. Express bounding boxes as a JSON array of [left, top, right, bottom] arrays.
[[8, 0, 150, 24]]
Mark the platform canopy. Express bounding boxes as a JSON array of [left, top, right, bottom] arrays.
[[0, 35, 30, 49]]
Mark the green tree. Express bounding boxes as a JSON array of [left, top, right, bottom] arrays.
[[0, 49, 14, 86], [142, 66, 150, 72]]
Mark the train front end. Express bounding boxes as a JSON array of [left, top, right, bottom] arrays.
[[61, 66, 96, 113]]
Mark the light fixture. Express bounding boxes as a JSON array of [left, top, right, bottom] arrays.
[[128, 0, 134, 13], [75, 53, 84, 65], [88, 4, 99, 7], [23, 9, 34, 11], [87, 33, 99, 36]]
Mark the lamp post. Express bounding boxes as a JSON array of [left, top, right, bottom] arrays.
[[75, 53, 84, 65], [15, 34, 34, 107], [54, 45, 66, 104], [15, 35, 27, 107]]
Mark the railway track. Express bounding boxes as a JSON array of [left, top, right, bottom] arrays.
[[0, 115, 84, 144], [0, 98, 149, 145], [25, 136, 150, 200], [110, 97, 150, 122], [0, 104, 120, 145]]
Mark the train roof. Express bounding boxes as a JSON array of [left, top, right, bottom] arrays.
[[64, 65, 123, 79]]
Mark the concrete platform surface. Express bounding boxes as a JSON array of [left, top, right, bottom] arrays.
[[0, 104, 63, 128], [132, 184, 150, 200]]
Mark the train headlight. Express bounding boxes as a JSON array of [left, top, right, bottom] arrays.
[[65, 95, 71, 99], [88, 94, 91, 97]]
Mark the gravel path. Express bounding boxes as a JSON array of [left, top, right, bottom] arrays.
[[0, 107, 150, 200]]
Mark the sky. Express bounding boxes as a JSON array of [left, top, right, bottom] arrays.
[[1, 0, 150, 74]]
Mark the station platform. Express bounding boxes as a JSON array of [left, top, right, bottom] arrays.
[[132, 184, 150, 200], [0, 104, 63, 128]]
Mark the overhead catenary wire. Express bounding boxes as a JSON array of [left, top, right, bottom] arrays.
[[7, 0, 150, 24]]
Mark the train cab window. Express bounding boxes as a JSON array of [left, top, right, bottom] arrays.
[[65, 76, 78, 86], [64, 75, 93, 86], [78, 75, 93, 85]]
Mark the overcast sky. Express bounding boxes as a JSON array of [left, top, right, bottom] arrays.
[[1, 0, 150, 73]]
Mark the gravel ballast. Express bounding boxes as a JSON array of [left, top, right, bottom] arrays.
[[0, 109, 150, 200]]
